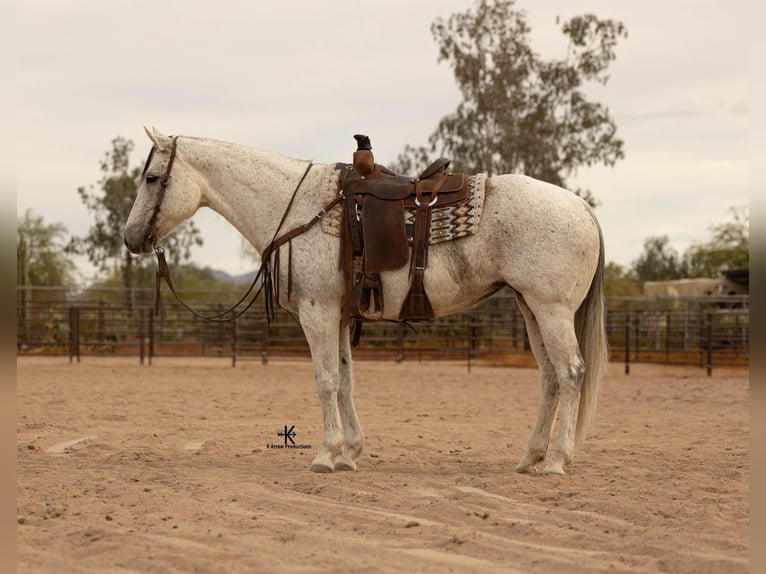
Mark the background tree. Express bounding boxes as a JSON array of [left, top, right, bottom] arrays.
[[17, 210, 78, 344], [631, 235, 684, 284], [629, 206, 749, 291], [603, 261, 640, 297], [17, 209, 77, 288], [682, 206, 749, 277], [392, 0, 627, 206], [73, 136, 203, 310]]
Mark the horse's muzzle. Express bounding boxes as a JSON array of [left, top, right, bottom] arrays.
[[123, 226, 155, 255]]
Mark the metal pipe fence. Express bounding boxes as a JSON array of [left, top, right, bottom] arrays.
[[606, 295, 749, 374], [17, 287, 748, 374]]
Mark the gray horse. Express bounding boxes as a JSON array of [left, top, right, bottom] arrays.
[[124, 128, 607, 475]]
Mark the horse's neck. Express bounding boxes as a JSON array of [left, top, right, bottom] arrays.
[[185, 138, 311, 253]]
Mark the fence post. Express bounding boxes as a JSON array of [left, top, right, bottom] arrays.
[[261, 315, 269, 365], [75, 307, 81, 363], [149, 312, 154, 365], [624, 312, 631, 375], [654, 296, 661, 351], [232, 319, 237, 368], [395, 323, 405, 363], [665, 312, 671, 363], [139, 308, 145, 365], [697, 306, 707, 369], [707, 312, 713, 377], [68, 307, 74, 363], [98, 300, 106, 354], [735, 312, 741, 358], [466, 313, 472, 373]]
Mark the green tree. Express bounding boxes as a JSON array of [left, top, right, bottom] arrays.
[[683, 206, 749, 277], [17, 210, 78, 346], [17, 209, 77, 287], [392, 0, 627, 206], [603, 261, 640, 297], [631, 235, 684, 284], [87, 262, 246, 308], [73, 136, 203, 310]]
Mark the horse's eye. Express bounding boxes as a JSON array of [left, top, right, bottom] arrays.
[[146, 175, 160, 184]]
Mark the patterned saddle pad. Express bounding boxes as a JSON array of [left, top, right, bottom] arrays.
[[319, 165, 487, 245]]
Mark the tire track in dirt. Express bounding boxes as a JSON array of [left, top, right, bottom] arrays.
[[45, 435, 98, 455], [269, 480, 658, 573]]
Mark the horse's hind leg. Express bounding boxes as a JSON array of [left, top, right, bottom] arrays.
[[299, 300, 344, 473], [334, 325, 365, 471], [514, 295, 559, 474], [527, 301, 586, 475]]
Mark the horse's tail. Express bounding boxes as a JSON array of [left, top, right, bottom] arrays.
[[574, 212, 609, 447]]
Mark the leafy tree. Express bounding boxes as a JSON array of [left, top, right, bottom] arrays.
[[17, 209, 77, 287], [17, 210, 78, 345], [87, 262, 247, 308], [631, 235, 684, 284], [683, 206, 749, 277], [392, 0, 627, 206], [603, 261, 640, 297], [73, 136, 203, 310]]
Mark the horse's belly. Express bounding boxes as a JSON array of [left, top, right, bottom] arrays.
[[378, 236, 504, 320]]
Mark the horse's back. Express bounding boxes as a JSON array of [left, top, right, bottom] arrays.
[[487, 173, 595, 220], [485, 173, 600, 244]]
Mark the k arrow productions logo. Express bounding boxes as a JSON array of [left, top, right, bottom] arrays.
[[267, 425, 312, 450], [278, 425, 296, 446]]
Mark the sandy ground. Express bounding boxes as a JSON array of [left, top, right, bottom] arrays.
[[17, 357, 748, 574]]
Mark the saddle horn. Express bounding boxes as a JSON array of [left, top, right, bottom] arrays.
[[353, 134, 374, 175]]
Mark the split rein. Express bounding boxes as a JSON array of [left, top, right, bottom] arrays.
[[147, 136, 341, 323]]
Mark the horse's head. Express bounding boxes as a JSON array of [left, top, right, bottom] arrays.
[[123, 127, 204, 254]]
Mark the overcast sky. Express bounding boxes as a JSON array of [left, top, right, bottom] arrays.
[[16, 0, 751, 281]]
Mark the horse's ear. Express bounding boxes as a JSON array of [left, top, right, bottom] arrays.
[[143, 126, 160, 148], [143, 126, 172, 151]]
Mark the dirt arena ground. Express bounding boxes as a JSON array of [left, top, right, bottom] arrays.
[[17, 357, 748, 573]]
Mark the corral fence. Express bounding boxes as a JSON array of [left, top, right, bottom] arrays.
[[17, 286, 749, 374]]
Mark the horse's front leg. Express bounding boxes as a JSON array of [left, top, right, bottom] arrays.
[[299, 299, 343, 473], [334, 324, 365, 471]]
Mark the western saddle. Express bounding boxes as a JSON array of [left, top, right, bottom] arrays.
[[339, 134, 470, 344]]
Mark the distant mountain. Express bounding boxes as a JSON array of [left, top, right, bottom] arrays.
[[210, 268, 260, 285]]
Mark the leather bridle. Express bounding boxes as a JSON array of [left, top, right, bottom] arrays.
[[142, 136, 341, 322], [146, 136, 179, 247]]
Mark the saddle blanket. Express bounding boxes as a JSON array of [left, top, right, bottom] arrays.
[[319, 165, 487, 245]]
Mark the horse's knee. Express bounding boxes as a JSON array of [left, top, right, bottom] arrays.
[[315, 376, 339, 400]]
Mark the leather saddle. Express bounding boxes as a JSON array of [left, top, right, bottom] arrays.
[[339, 135, 470, 342]]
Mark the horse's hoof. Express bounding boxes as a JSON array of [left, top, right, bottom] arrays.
[[542, 463, 566, 476], [310, 463, 333, 473], [515, 452, 544, 474], [515, 463, 537, 474], [542, 452, 569, 475], [334, 459, 357, 472]]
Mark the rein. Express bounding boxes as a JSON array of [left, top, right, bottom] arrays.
[[148, 139, 340, 322]]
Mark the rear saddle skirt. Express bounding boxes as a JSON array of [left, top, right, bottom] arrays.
[[315, 137, 486, 340]]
